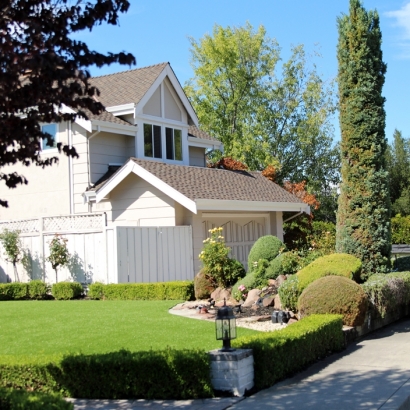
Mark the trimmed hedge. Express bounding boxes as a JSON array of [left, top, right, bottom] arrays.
[[87, 281, 194, 301], [297, 253, 362, 291], [28, 280, 49, 300], [362, 271, 410, 318], [0, 387, 72, 410], [0, 349, 213, 400], [0, 283, 27, 300], [233, 314, 344, 390], [51, 282, 83, 300], [298, 276, 367, 326]]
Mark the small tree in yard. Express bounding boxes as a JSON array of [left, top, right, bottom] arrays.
[[0, 229, 23, 281], [47, 235, 70, 283]]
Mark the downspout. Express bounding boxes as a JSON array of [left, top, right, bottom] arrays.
[[68, 122, 74, 214]]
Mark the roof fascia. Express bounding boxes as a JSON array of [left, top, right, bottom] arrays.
[[195, 199, 310, 213], [105, 103, 135, 116], [188, 136, 222, 149], [91, 120, 137, 136], [59, 104, 92, 132], [95, 160, 197, 214]]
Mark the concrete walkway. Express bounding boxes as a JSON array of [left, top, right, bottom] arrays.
[[68, 318, 410, 410]]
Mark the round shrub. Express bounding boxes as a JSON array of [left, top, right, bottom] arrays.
[[297, 253, 362, 292], [277, 275, 300, 311], [51, 282, 83, 300], [298, 276, 367, 326], [88, 282, 105, 300], [247, 235, 284, 271], [194, 269, 216, 300], [223, 258, 246, 287]]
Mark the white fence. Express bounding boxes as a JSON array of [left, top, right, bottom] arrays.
[[0, 215, 194, 284]]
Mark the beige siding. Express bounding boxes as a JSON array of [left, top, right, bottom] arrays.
[[143, 86, 161, 117], [89, 132, 133, 183], [189, 146, 206, 167], [0, 122, 70, 220], [164, 82, 181, 121], [108, 173, 176, 226], [72, 123, 90, 214]]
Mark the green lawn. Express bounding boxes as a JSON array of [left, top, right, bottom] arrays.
[[0, 300, 258, 361]]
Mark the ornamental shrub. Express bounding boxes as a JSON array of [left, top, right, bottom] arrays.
[[28, 280, 49, 300], [298, 276, 367, 326], [0, 387, 72, 410], [280, 249, 322, 276], [87, 282, 105, 300], [0, 283, 28, 300], [198, 227, 244, 287], [361, 272, 410, 318], [247, 235, 284, 271], [277, 275, 300, 311], [51, 282, 83, 300], [264, 253, 285, 280], [232, 272, 258, 301], [297, 253, 362, 291], [194, 269, 216, 300]]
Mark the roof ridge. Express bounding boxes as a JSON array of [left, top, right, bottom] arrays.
[[91, 62, 168, 80]]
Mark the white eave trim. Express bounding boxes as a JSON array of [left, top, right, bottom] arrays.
[[94, 160, 197, 214], [195, 199, 311, 213], [105, 103, 135, 116], [59, 104, 92, 132], [91, 120, 137, 136], [188, 136, 222, 149]]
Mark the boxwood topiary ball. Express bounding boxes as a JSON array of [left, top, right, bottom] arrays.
[[247, 235, 284, 271], [298, 276, 367, 326]]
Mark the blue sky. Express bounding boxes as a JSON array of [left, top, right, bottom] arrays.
[[78, 0, 410, 143]]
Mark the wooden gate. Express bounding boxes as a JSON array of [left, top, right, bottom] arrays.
[[116, 226, 194, 283]]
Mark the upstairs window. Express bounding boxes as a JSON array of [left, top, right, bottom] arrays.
[[144, 123, 162, 158], [41, 124, 58, 150], [166, 127, 182, 161]]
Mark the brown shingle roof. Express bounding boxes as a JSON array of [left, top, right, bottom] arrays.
[[121, 159, 303, 203], [188, 126, 218, 142], [89, 63, 168, 107]]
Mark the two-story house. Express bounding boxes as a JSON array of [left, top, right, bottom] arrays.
[[0, 62, 309, 275]]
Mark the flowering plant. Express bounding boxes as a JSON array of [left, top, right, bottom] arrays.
[[199, 227, 245, 288]]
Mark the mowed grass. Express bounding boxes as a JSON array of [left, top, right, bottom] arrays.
[[0, 300, 258, 360]]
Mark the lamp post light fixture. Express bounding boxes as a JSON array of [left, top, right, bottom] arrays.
[[215, 298, 237, 351]]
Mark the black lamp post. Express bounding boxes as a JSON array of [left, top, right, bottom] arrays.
[[215, 298, 237, 351]]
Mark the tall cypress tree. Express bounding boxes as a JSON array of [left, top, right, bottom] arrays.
[[336, 0, 391, 279]]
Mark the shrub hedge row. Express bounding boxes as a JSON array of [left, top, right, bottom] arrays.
[[0, 281, 50, 301], [361, 271, 410, 318], [0, 349, 212, 400], [0, 387, 72, 410], [51, 282, 83, 300], [233, 314, 344, 390], [87, 281, 194, 301]]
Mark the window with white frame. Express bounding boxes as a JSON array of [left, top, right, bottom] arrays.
[[41, 123, 58, 150], [166, 127, 182, 161], [144, 123, 162, 158]]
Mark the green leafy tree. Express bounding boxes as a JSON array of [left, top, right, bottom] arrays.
[[0, 0, 135, 207], [336, 0, 391, 277], [386, 129, 410, 216], [47, 235, 70, 283], [0, 229, 23, 282], [185, 23, 340, 214]]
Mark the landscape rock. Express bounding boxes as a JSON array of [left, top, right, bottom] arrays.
[[242, 288, 262, 307], [262, 296, 275, 307], [288, 318, 298, 324], [274, 294, 282, 310], [268, 279, 277, 287], [276, 275, 287, 287], [211, 287, 232, 303]]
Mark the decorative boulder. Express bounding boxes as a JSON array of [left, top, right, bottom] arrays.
[[242, 288, 262, 307]]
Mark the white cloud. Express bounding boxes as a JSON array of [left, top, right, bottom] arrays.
[[386, 2, 410, 40]]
